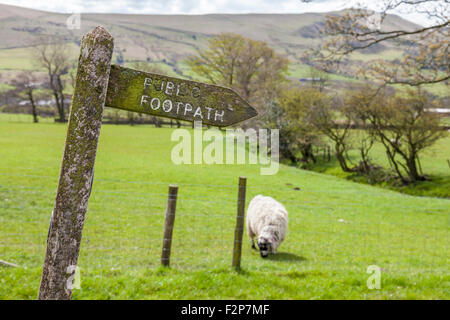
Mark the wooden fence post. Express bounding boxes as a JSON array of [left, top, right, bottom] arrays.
[[161, 184, 179, 267], [232, 176, 247, 270], [38, 26, 114, 300]]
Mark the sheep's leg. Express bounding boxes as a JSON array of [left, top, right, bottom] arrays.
[[251, 238, 257, 250]]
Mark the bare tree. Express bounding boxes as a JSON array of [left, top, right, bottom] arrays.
[[35, 41, 71, 122], [279, 88, 325, 164], [307, 66, 330, 92], [304, 0, 449, 86], [0, 73, 7, 106], [11, 72, 42, 123], [363, 88, 447, 183], [305, 90, 355, 172], [68, 61, 77, 91], [186, 33, 289, 116]]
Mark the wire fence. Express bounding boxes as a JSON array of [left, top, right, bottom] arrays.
[[0, 112, 197, 127], [0, 170, 448, 276]]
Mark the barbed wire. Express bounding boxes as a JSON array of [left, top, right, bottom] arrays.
[[1, 187, 443, 220], [0, 182, 443, 211]]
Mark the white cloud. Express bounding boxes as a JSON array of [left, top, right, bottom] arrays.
[[0, 0, 445, 25]]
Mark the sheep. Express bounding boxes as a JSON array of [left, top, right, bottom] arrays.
[[246, 195, 288, 258]]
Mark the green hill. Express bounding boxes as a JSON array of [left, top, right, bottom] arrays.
[[0, 3, 420, 82]]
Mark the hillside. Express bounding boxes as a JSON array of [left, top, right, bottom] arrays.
[[0, 3, 421, 82]]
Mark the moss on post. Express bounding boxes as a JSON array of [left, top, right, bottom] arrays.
[[38, 26, 114, 300], [106, 65, 258, 127]]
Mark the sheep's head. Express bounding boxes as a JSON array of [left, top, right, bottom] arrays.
[[257, 226, 280, 258], [257, 236, 272, 258]]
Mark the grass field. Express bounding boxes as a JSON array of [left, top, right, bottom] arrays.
[[0, 44, 80, 72], [0, 47, 36, 71], [0, 116, 449, 299]]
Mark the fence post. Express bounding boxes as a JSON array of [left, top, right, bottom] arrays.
[[232, 176, 247, 270], [161, 184, 179, 267], [38, 26, 114, 300]]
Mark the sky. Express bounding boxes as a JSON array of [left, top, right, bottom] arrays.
[[0, 0, 446, 26]]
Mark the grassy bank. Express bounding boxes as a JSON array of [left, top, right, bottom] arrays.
[[303, 133, 450, 198]]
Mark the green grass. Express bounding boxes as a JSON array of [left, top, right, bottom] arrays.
[[393, 83, 450, 98], [0, 113, 55, 123], [124, 61, 180, 77], [349, 50, 404, 62], [0, 44, 80, 71], [288, 63, 312, 78], [0, 47, 36, 71], [0, 117, 448, 299], [0, 83, 14, 92], [288, 63, 356, 82]]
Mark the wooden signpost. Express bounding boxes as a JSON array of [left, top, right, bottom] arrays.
[[38, 26, 256, 300]]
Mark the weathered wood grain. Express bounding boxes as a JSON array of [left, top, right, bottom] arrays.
[[161, 185, 178, 267], [38, 26, 114, 300]]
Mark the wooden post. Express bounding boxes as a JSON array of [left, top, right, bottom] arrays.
[[161, 184, 178, 267], [38, 26, 114, 300], [232, 176, 247, 270]]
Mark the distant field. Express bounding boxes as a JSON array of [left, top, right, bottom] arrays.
[[0, 117, 448, 299], [0, 83, 14, 92], [0, 47, 35, 71], [0, 44, 79, 72], [0, 113, 55, 123], [305, 129, 450, 198], [124, 61, 181, 77], [392, 83, 450, 98], [349, 50, 404, 62]]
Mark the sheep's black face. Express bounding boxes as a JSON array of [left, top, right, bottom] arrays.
[[257, 239, 271, 258]]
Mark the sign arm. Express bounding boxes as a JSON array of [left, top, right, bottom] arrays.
[[105, 65, 257, 127]]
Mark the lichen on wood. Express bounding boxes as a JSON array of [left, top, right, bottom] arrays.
[[105, 65, 257, 127], [38, 26, 114, 300]]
